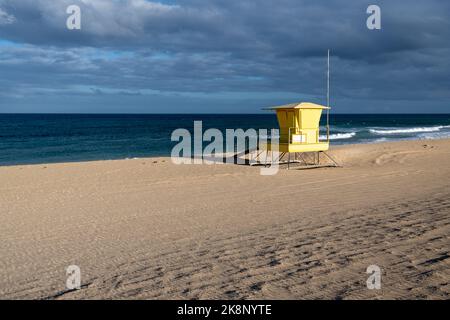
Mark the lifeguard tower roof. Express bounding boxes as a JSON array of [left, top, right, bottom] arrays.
[[266, 102, 330, 110]]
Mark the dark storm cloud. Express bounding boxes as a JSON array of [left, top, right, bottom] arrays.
[[0, 0, 449, 112]]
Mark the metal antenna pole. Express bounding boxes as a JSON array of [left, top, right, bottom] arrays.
[[327, 49, 330, 108], [327, 49, 330, 141]]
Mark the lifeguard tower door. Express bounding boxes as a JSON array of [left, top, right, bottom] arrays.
[[276, 109, 297, 144]]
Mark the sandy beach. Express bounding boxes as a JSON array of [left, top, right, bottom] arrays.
[[0, 139, 449, 300]]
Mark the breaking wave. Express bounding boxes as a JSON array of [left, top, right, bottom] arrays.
[[320, 132, 356, 140], [369, 126, 445, 135]]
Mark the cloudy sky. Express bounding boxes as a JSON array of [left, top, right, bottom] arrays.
[[0, 0, 449, 113]]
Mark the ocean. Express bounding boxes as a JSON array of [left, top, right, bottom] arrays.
[[0, 113, 449, 166]]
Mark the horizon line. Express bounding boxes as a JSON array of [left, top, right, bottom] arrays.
[[1, 112, 450, 115]]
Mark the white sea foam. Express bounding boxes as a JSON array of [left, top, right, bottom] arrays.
[[418, 131, 450, 140], [369, 126, 444, 135], [320, 132, 356, 140]]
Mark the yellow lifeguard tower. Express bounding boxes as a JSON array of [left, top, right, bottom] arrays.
[[255, 50, 339, 169], [269, 102, 330, 152], [260, 101, 338, 169]]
